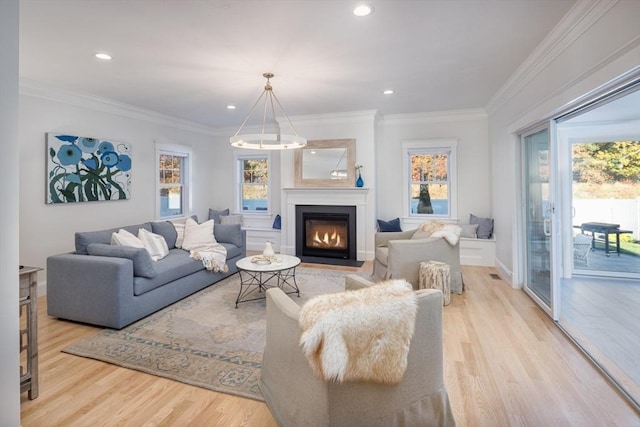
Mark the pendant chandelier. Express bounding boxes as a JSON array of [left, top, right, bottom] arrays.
[[229, 72, 307, 150]]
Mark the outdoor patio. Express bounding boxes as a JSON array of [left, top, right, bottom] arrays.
[[575, 246, 640, 276]]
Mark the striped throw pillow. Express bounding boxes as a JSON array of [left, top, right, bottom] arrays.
[[138, 228, 169, 261]]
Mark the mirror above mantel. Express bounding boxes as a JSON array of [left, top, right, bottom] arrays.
[[294, 139, 356, 187]]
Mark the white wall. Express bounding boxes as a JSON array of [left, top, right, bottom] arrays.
[[376, 110, 491, 228], [1, 0, 20, 424], [487, 0, 640, 285], [19, 88, 224, 291]]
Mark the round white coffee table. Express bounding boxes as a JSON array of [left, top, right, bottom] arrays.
[[234, 254, 301, 307]]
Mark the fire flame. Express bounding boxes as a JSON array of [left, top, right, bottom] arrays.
[[312, 228, 343, 248]]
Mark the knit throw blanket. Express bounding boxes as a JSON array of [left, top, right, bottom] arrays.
[[298, 280, 417, 384], [415, 221, 462, 245], [189, 243, 228, 273]]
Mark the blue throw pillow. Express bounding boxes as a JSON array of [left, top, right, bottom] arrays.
[[470, 213, 494, 239], [377, 218, 402, 232], [151, 221, 178, 249], [213, 223, 243, 247], [87, 243, 157, 278], [272, 214, 282, 230], [209, 208, 230, 224]]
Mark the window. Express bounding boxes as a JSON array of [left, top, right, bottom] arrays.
[[156, 143, 191, 219], [402, 139, 457, 220], [236, 154, 270, 213]]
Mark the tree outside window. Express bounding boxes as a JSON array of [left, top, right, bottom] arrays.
[[410, 150, 450, 215], [240, 157, 268, 212], [159, 153, 184, 217]]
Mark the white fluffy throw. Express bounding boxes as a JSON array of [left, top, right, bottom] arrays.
[[190, 245, 228, 273], [298, 279, 417, 384], [416, 221, 462, 245]]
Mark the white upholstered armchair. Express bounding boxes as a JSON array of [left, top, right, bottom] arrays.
[[259, 283, 456, 427], [373, 230, 463, 294]]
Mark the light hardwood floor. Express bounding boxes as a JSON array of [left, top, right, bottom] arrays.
[[21, 264, 639, 426]]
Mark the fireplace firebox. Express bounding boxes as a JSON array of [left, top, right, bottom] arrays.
[[295, 205, 356, 261]]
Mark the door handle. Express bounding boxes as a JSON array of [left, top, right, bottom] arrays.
[[543, 218, 551, 237]]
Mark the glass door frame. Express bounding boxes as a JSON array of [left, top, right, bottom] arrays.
[[519, 122, 562, 320]]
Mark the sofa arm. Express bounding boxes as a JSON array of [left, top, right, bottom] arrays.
[[47, 253, 135, 329], [386, 237, 450, 287], [345, 274, 375, 291], [374, 229, 415, 247], [260, 288, 329, 425]]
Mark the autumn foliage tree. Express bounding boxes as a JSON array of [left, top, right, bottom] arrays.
[[572, 141, 640, 184]]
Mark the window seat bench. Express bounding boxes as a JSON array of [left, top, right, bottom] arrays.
[[460, 236, 496, 266]]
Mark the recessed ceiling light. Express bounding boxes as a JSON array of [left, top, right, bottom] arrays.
[[226, 105, 236, 110], [353, 3, 374, 17], [383, 89, 394, 95], [95, 53, 112, 60]]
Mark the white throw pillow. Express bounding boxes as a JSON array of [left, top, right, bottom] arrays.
[[459, 223, 479, 238], [111, 229, 145, 248], [181, 218, 217, 250], [170, 218, 188, 248], [138, 228, 169, 261]]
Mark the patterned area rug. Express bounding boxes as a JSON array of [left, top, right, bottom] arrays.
[[63, 267, 352, 401]]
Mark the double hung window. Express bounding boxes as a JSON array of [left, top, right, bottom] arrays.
[[402, 139, 457, 219], [236, 154, 270, 213], [156, 144, 191, 219]]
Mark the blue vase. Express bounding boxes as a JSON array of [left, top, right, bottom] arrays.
[[356, 172, 364, 187]]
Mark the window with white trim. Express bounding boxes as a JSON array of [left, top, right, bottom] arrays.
[[235, 153, 271, 213], [156, 144, 191, 219], [402, 139, 458, 219]]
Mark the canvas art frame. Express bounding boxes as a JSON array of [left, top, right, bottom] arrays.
[[46, 133, 132, 204]]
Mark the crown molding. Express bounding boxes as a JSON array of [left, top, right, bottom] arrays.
[[382, 108, 487, 125], [486, 0, 620, 116], [19, 79, 219, 136], [288, 110, 379, 126]]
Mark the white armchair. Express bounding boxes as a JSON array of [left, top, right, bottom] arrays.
[[573, 233, 593, 266], [373, 230, 463, 294], [259, 283, 456, 427]]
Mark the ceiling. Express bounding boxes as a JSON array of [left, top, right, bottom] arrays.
[[19, 0, 577, 130]]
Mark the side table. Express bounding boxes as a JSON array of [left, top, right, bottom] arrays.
[[419, 261, 451, 306], [20, 266, 42, 400]]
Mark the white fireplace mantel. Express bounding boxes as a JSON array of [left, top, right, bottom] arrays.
[[281, 187, 370, 260]]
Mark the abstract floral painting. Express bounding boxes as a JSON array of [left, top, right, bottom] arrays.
[[46, 133, 132, 204]]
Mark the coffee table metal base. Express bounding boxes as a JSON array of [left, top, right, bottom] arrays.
[[235, 267, 299, 308]]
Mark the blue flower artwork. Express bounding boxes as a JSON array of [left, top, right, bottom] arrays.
[[46, 133, 132, 204]]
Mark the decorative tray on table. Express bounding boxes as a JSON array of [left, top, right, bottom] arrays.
[[250, 255, 274, 265], [250, 255, 283, 265]]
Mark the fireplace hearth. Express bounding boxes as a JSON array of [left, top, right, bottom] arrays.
[[295, 205, 361, 266]]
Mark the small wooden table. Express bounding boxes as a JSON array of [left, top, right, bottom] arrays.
[[20, 266, 42, 400], [234, 255, 301, 307]]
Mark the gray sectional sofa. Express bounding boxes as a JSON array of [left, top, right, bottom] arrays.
[[47, 218, 246, 329]]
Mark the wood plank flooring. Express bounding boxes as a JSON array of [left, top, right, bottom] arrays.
[[559, 275, 640, 405], [21, 264, 639, 426]]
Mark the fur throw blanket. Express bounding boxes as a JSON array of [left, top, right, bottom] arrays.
[[298, 279, 417, 384], [414, 221, 462, 245]]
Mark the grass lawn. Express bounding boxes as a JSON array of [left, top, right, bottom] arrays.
[[593, 238, 640, 256]]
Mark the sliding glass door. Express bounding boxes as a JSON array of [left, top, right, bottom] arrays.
[[519, 78, 639, 411], [522, 125, 559, 316]]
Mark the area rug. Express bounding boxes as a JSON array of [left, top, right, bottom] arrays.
[[62, 267, 354, 401]]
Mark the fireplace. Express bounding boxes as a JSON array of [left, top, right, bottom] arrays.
[[295, 205, 357, 261]]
